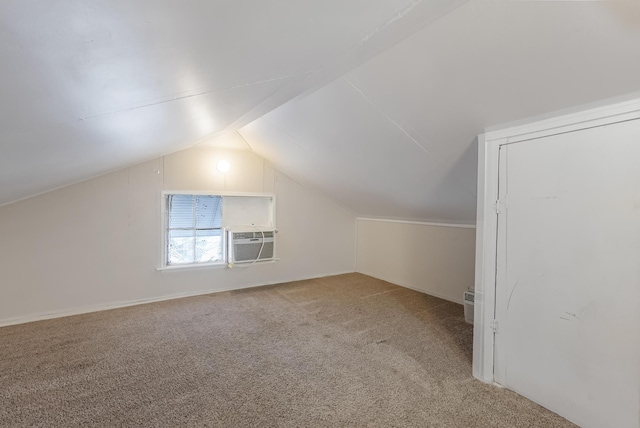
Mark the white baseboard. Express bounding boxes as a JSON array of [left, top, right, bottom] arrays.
[[0, 270, 355, 328]]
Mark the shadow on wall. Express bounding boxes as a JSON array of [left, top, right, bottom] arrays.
[[457, 137, 479, 195], [444, 137, 478, 198], [423, 137, 478, 223], [356, 137, 479, 223]]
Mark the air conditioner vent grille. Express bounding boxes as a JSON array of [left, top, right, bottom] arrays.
[[232, 231, 275, 240], [228, 229, 276, 263]]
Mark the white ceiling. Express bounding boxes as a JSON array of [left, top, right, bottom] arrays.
[[240, 1, 640, 223], [1, 0, 462, 205], [239, 1, 640, 223], [2, 1, 640, 223]]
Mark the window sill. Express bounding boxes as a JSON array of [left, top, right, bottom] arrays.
[[156, 262, 227, 272], [156, 258, 280, 272]]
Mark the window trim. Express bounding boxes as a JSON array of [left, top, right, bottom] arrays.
[[165, 193, 225, 267], [159, 191, 276, 271]]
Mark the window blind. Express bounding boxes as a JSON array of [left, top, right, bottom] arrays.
[[166, 195, 223, 265]]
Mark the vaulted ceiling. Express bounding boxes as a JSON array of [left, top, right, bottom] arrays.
[[2, 1, 640, 223]]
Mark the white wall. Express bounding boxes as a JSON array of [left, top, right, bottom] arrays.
[[0, 147, 356, 326], [356, 218, 475, 304]]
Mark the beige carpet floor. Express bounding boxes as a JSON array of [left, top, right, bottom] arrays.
[[0, 273, 574, 427]]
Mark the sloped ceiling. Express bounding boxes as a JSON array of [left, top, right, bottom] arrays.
[[239, 1, 640, 223], [3, 1, 640, 224], [0, 0, 463, 206]]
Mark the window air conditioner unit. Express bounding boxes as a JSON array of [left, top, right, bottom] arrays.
[[227, 229, 275, 263]]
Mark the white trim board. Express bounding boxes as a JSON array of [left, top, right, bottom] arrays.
[[357, 217, 476, 229], [472, 95, 640, 384], [0, 270, 353, 328]]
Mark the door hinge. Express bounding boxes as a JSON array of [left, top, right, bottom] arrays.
[[495, 197, 507, 214], [490, 319, 499, 333]]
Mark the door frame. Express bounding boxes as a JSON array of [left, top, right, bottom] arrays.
[[473, 95, 640, 384]]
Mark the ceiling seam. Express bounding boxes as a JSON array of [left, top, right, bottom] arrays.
[[343, 77, 478, 198], [235, 130, 254, 152], [76, 73, 309, 122], [351, 0, 424, 49], [228, 0, 470, 135], [343, 77, 435, 158]]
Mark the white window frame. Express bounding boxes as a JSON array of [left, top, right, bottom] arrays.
[[158, 191, 276, 271]]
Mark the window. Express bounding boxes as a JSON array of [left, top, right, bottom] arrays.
[[163, 192, 276, 268], [166, 194, 223, 265]]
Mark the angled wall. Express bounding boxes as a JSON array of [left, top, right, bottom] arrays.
[[0, 147, 356, 326], [356, 219, 475, 304]]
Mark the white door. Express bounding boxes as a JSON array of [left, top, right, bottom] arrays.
[[494, 119, 640, 428]]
